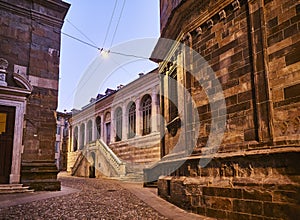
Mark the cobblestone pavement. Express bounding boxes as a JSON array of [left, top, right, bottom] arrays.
[[0, 176, 168, 220]]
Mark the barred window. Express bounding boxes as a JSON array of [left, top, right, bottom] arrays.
[[115, 107, 122, 141], [128, 102, 136, 138], [142, 95, 152, 135]]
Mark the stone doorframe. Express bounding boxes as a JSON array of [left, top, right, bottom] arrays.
[[0, 73, 32, 184]]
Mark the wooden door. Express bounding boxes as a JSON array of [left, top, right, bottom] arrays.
[[0, 105, 15, 183]]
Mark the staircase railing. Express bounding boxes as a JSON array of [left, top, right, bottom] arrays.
[[89, 139, 126, 177], [71, 139, 126, 177], [71, 149, 86, 176]]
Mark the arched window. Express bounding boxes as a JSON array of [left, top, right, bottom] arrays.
[[96, 116, 101, 139], [142, 95, 152, 135], [115, 107, 122, 141], [73, 126, 78, 151], [128, 102, 136, 138], [80, 123, 85, 150], [87, 120, 93, 143]]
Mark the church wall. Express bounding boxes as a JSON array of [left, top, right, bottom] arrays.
[[0, 0, 70, 190], [150, 0, 300, 218]]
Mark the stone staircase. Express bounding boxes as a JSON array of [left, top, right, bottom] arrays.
[[0, 184, 34, 194], [71, 150, 85, 176], [114, 172, 144, 182]]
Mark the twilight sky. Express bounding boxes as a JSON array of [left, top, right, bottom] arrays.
[[58, 0, 160, 111]]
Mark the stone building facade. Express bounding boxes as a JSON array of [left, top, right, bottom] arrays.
[[0, 0, 69, 190], [55, 111, 71, 171], [145, 0, 300, 219], [68, 69, 161, 179]]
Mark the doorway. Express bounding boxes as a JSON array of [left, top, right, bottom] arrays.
[[0, 105, 15, 183]]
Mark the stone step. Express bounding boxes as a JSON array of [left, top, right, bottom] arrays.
[[110, 172, 144, 182], [0, 184, 34, 194]]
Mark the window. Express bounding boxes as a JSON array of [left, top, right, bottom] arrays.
[[128, 102, 136, 138], [142, 95, 152, 135], [96, 116, 101, 139], [115, 107, 122, 141]]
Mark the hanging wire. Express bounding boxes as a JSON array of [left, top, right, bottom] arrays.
[[109, 0, 126, 49], [62, 31, 150, 59], [102, 0, 118, 47], [66, 19, 98, 46], [62, 32, 102, 51]]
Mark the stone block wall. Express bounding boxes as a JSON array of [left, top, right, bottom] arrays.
[[148, 0, 300, 218], [265, 0, 300, 142], [0, 0, 69, 190], [158, 151, 300, 219], [109, 132, 160, 166]]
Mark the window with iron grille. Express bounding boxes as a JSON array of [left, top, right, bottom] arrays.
[[142, 95, 152, 135], [128, 102, 136, 138], [115, 107, 122, 141]]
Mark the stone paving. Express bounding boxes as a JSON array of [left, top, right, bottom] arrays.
[[0, 176, 169, 219]]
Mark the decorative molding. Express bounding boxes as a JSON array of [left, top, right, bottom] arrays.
[[207, 19, 214, 29], [13, 73, 33, 91], [0, 58, 8, 87], [219, 10, 226, 20], [232, 0, 241, 11], [196, 26, 203, 36], [0, 58, 8, 72], [0, 1, 68, 28]]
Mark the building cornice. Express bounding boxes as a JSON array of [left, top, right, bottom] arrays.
[[0, 0, 70, 28]]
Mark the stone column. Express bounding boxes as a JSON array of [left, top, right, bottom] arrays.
[[84, 121, 87, 146], [151, 89, 158, 132], [135, 97, 141, 136], [76, 124, 80, 151], [69, 126, 73, 152], [100, 114, 104, 140], [92, 118, 96, 141], [122, 104, 127, 140], [110, 109, 115, 144]]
